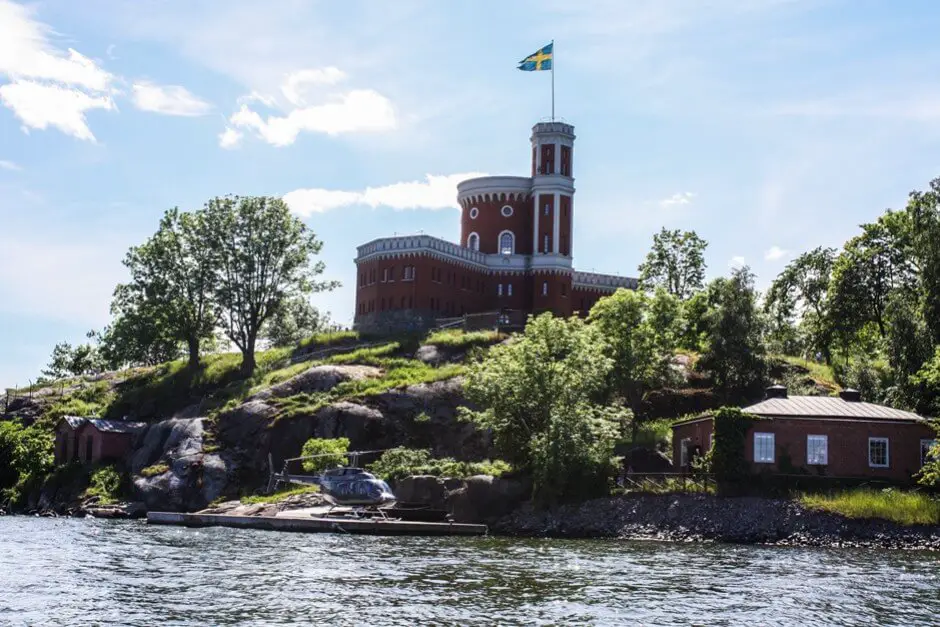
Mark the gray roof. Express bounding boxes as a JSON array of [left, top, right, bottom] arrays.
[[58, 416, 147, 434], [743, 396, 926, 422]]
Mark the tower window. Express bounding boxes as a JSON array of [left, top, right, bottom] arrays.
[[498, 283, 503, 297], [507, 283, 513, 296], [402, 266, 415, 281], [542, 281, 548, 296], [467, 232, 480, 251], [469, 207, 479, 219], [501, 205, 514, 217], [544, 204, 549, 216], [499, 231, 515, 255], [544, 235, 550, 253]]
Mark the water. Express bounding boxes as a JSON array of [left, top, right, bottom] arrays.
[[0, 518, 937, 626]]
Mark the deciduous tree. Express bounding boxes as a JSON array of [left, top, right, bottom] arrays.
[[638, 228, 708, 300]]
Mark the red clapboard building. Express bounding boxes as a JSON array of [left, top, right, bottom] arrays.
[[353, 121, 638, 333]]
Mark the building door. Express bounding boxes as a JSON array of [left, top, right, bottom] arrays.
[[85, 437, 94, 463]]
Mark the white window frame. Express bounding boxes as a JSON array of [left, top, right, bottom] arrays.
[[680, 438, 691, 467], [753, 432, 775, 464], [543, 234, 550, 253], [868, 437, 889, 468], [543, 204, 550, 216], [806, 434, 828, 466], [466, 232, 480, 251], [921, 439, 937, 466], [498, 230, 515, 255], [402, 266, 415, 281], [382, 268, 389, 283], [501, 205, 514, 217], [542, 281, 548, 296], [507, 283, 513, 296], [469, 207, 479, 219]]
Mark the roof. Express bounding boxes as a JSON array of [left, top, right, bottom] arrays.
[[742, 396, 926, 422], [57, 416, 147, 434]]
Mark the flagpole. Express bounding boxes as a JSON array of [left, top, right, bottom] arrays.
[[551, 39, 555, 121]]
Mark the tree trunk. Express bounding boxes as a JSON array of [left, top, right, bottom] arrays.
[[241, 333, 257, 377], [186, 336, 200, 370]]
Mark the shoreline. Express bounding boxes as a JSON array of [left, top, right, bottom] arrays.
[[5, 493, 939, 551]]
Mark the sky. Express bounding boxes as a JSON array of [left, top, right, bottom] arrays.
[[2, 0, 940, 388]]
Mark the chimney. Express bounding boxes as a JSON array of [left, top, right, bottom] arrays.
[[839, 388, 862, 402], [765, 385, 788, 399]]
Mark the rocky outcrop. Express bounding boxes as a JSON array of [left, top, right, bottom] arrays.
[[392, 474, 530, 524], [132, 418, 235, 512], [250, 365, 382, 400], [495, 494, 940, 550]]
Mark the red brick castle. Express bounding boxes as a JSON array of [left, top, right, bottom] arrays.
[[353, 121, 637, 332]]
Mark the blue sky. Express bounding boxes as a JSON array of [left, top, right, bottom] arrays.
[[2, 0, 940, 388]]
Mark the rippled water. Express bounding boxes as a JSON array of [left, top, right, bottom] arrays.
[[0, 517, 937, 626]]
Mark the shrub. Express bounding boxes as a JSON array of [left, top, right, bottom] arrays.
[[710, 406, 761, 484], [0, 421, 54, 505], [140, 463, 169, 478], [424, 329, 503, 350], [368, 447, 511, 482], [84, 465, 122, 505], [300, 438, 350, 473]]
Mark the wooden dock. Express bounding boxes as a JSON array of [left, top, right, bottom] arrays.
[[146, 511, 488, 536]]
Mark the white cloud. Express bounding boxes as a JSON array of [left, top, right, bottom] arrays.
[[729, 255, 746, 268], [0, 159, 21, 171], [238, 90, 277, 107], [281, 67, 345, 106], [0, 80, 114, 141], [764, 245, 788, 261], [229, 89, 396, 146], [218, 127, 243, 149], [283, 172, 487, 217], [131, 81, 212, 116], [0, 0, 115, 140], [659, 191, 695, 207], [0, 0, 113, 91]]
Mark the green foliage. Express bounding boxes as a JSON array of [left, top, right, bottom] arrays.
[[698, 266, 767, 400], [140, 463, 169, 478], [589, 288, 681, 417], [710, 407, 761, 484], [263, 295, 333, 348], [297, 330, 359, 349], [300, 437, 350, 472], [120, 207, 218, 370], [240, 484, 320, 504], [367, 447, 511, 482], [638, 228, 708, 300], [623, 418, 674, 452], [764, 247, 836, 362], [84, 465, 122, 505], [98, 286, 183, 369], [0, 421, 54, 504], [424, 329, 504, 350], [462, 313, 623, 504], [800, 489, 940, 526], [203, 195, 339, 376], [678, 290, 711, 352], [43, 336, 103, 380], [413, 411, 431, 423]]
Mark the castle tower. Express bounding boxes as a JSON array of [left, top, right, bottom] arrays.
[[530, 121, 575, 258]]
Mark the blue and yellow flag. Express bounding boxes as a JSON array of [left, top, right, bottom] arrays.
[[518, 43, 553, 71]]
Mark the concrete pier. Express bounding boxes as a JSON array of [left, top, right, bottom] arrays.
[[147, 511, 488, 536]]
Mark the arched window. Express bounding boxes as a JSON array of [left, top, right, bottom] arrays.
[[499, 231, 515, 255], [467, 232, 480, 251]]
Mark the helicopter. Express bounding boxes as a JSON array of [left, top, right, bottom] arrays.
[[267, 449, 397, 509]]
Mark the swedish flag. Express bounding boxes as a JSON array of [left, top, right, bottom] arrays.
[[518, 43, 553, 71]]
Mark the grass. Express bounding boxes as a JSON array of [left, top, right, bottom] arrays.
[[799, 489, 940, 526], [140, 463, 169, 478], [297, 330, 359, 349], [423, 329, 505, 350], [774, 355, 839, 391], [240, 484, 320, 505]]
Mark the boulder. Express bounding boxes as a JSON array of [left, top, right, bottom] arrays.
[[252, 365, 382, 400], [394, 475, 448, 509], [447, 475, 531, 524], [621, 447, 673, 473]]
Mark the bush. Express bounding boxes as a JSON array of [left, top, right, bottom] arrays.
[[84, 465, 122, 505], [368, 447, 511, 482], [0, 421, 54, 505], [710, 406, 761, 484], [800, 489, 940, 526], [424, 329, 503, 350], [140, 463, 169, 478], [300, 438, 350, 473]]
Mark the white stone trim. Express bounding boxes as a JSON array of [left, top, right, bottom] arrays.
[[457, 176, 532, 204], [572, 270, 639, 291], [553, 192, 560, 254], [533, 192, 540, 255]]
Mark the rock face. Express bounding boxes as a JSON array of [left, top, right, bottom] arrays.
[[251, 365, 382, 400], [392, 474, 530, 524], [132, 418, 234, 512], [216, 376, 493, 495], [494, 494, 940, 550]]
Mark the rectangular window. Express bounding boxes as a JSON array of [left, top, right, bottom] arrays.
[[497, 283, 503, 297], [544, 234, 550, 252], [807, 435, 828, 465], [507, 283, 513, 296], [561, 283, 567, 297], [753, 432, 775, 463], [542, 281, 548, 296], [868, 437, 889, 468], [388, 266, 395, 281], [680, 438, 691, 467], [544, 204, 550, 216], [382, 268, 389, 283], [921, 439, 936, 466], [402, 266, 415, 281]]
